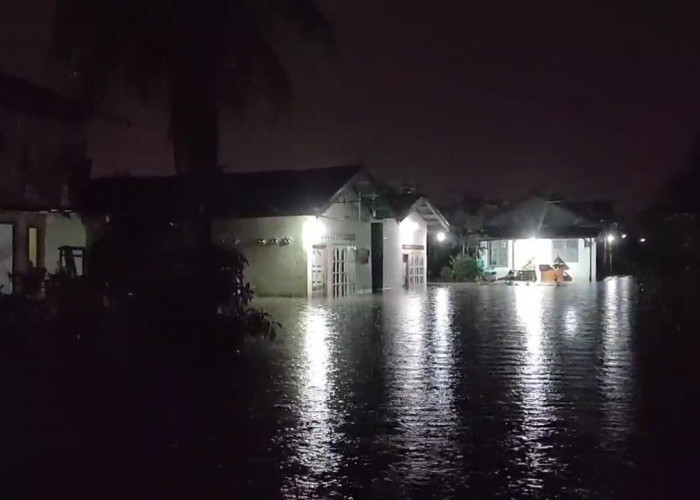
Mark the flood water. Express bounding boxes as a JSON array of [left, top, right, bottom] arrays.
[[232, 277, 697, 499], [10, 277, 698, 499]]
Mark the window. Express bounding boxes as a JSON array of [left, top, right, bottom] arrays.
[[552, 239, 579, 263], [489, 240, 509, 267], [28, 227, 38, 267]]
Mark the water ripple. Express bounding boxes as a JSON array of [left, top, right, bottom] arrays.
[[244, 278, 655, 498]]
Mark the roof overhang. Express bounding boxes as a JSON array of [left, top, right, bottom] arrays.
[[403, 197, 450, 231], [480, 225, 602, 240]]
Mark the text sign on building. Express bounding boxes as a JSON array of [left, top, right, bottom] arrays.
[[321, 232, 356, 243], [402, 244, 425, 251]]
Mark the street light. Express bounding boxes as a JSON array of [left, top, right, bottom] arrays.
[[606, 234, 615, 243]]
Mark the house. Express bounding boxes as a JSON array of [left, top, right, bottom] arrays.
[[478, 196, 615, 283], [0, 72, 100, 293], [85, 166, 449, 298]]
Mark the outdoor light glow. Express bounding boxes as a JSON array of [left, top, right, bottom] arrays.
[[436, 231, 447, 242], [639, 237, 646, 243], [302, 217, 325, 249], [606, 234, 615, 243], [400, 218, 419, 239], [621, 233, 627, 239]]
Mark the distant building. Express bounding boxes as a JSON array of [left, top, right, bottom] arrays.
[[479, 196, 615, 283], [85, 166, 449, 298], [0, 73, 98, 293]]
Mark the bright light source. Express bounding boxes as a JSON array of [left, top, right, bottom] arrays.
[[400, 218, 419, 240], [436, 231, 447, 242], [621, 233, 627, 239], [302, 217, 325, 249], [400, 219, 418, 232], [606, 234, 615, 243], [639, 237, 646, 243]]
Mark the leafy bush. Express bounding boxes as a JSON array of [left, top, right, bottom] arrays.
[[448, 255, 481, 282], [440, 266, 454, 282]]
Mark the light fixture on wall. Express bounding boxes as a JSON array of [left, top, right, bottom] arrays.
[[280, 237, 293, 246], [302, 217, 325, 249], [436, 231, 447, 243], [399, 218, 418, 240]]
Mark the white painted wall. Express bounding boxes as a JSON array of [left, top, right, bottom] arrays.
[[382, 212, 428, 289], [213, 215, 308, 297], [44, 213, 87, 274], [382, 219, 403, 289], [480, 239, 514, 280], [482, 238, 596, 282], [320, 185, 373, 293]]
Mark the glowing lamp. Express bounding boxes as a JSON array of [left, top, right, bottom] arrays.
[[400, 219, 419, 233], [436, 231, 447, 243], [606, 234, 615, 243], [639, 237, 646, 243], [302, 217, 325, 249]]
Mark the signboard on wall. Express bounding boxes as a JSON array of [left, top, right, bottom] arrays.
[[401, 244, 425, 251], [321, 232, 356, 243]]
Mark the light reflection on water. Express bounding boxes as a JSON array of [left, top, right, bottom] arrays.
[[253, 280, 644, 498]]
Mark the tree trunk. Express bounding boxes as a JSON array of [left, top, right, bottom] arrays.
[[169, 72, 219, 247]]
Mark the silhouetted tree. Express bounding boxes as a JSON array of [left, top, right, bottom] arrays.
[[50, 0, 334, 176]]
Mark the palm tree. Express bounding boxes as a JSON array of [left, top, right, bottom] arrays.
[[50, 0, 334, 175]]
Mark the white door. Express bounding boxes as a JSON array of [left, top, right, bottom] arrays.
[[0, 224, 13, 294], [407, 252, 425, 287], [311, 246, 326, 298], [330, 245, 356, 298]]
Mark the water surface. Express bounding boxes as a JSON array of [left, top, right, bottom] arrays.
[[228, 278, 688, 498]]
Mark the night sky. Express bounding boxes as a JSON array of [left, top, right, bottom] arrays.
[[2, 1, 699, 210]]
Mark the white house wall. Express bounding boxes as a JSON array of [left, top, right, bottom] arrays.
[[382, 219, 403, 289], [382, 212, 428, 289], [213, 216, 308, 297], [320, 185, 373, 294], [483, 237, 596, 283]]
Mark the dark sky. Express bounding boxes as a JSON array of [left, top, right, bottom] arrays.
[[2, 1, 700, 209]]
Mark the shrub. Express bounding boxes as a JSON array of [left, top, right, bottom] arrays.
[[449, 255, 481, 282], [440, 266, 454, 282]]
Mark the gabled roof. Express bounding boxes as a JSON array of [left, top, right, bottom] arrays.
[[390, 193, 449, 229], [483, 196, 613, 239], [362, 186, 449, 229], [86, 165, 368, 218]]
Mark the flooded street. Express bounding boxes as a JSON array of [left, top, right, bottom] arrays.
[[11, 277, 696, 499], [235, 278, 694, 498]]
